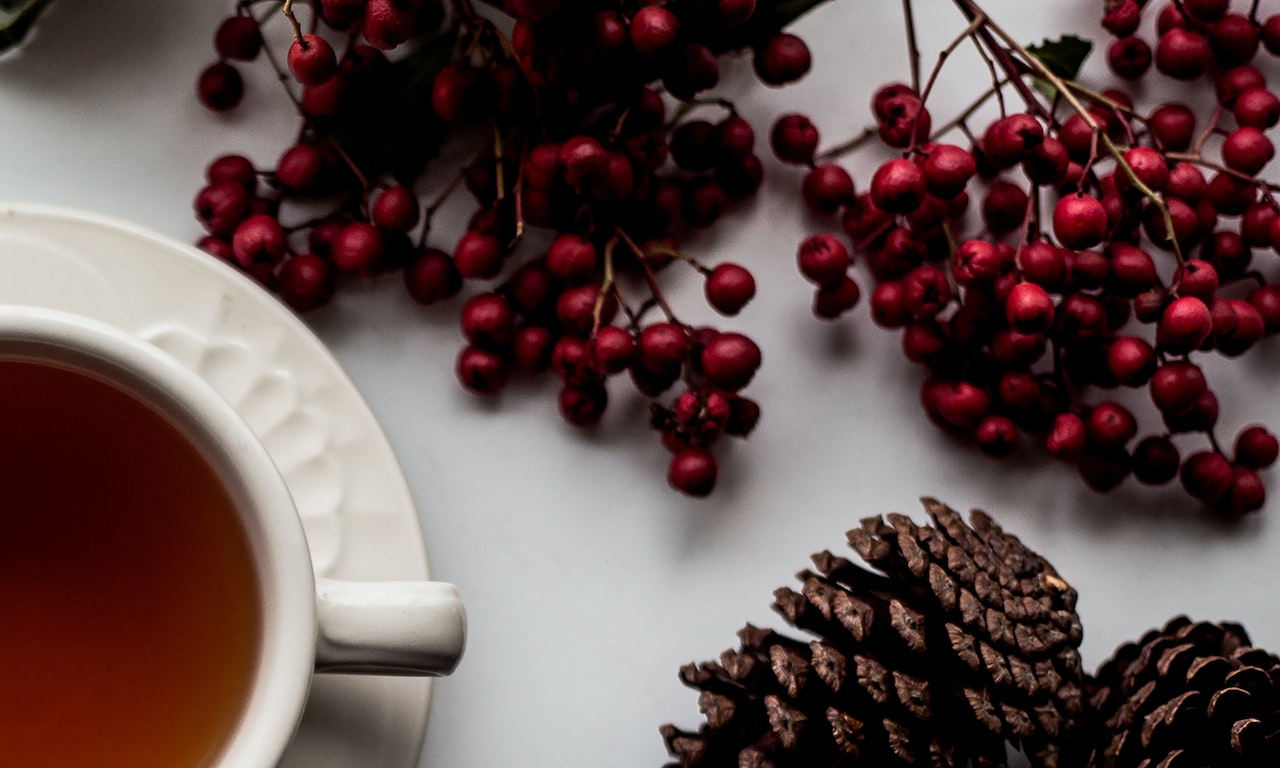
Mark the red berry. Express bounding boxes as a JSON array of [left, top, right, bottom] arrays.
[[982, 114, 1044, 168], [796, 234, 851, 287], [592, 326, 635, 374], [288, 34, 338, 86], [546, 234, 597, 284], [638, 322, 688, 374], [405, 248, 461, 307], [705, 263, 756, 316], [461, 292, 516, 349], [1218, 467, 1266, 516], [753, 32, 811, 85], [559, 136, 608, 188], [1233, 88, 1280, 129], [1132, 435, 1181, 485], [770, 114, 819, 165], [920, 144, 976, 199], [1235, 425, 1280, 469], [812, 276, 861, 320], [278, 253, 335, 312], [197, 62, 245, 112], [1053, 194, 1108, 249], [1005, 282, 1054, 334], [1156, 28, 1212, 80], [1149, 360, 1208, 414], [1222, 126, 1275, 175], [1108, 36, 1152, 79], [231, 214, 287, 270], [1180, 450, 1233, 503], [456, 346, 510, 394], [1150, 103, 1197, 151], [452, 231, 504, 279], [559, 383, 608, 427], [363, 0, 418, 49], [668, 448, 717, 497], [1157, 296, 1213, 353], [699, 333, 761, 392], [869, 158, 926, 214], [1209, 14, 1260, 66], [275, 144, 325, 193], [802, 164, 856, 213], [1107, 335, 1157, 386], [215, 15, 263, 61], [371, 186, 420, 231], [629, 6, 679, 58], [1046, 412, 1087, 461]]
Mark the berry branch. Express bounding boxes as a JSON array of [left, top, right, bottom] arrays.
[[774, 0, 1280, 514]]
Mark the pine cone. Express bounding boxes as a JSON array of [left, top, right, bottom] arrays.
[[660, 498, 1085, 768], [1083, 616, 1280, 767]]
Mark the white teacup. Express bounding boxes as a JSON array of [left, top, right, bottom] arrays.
[[0, 306, 465, 767]]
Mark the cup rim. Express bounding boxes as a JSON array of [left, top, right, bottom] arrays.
[[0, 305, 316, 767]]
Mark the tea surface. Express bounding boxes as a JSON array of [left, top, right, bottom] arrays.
[[0, 360, 261, 767]]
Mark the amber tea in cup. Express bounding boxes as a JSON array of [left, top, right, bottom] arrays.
[[0, 359, 261, 767]]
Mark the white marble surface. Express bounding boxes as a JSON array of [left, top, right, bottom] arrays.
[[2, 1, 1279, 766]]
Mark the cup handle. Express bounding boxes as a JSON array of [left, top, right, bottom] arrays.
[[313, 578, 466, 676]]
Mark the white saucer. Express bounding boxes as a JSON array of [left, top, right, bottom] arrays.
[[0, 204, 433, 767]]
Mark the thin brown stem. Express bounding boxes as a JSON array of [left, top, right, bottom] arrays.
[[926, 80, 1008, 141], [280, 0, 303, 42], [616, 228, 678, 321], [816, 125, 879, 162], [591, 236, 620, 337], [917, 13, 987, 109], [1165, 151, 1280, 191], [902, 0, 922, 93]]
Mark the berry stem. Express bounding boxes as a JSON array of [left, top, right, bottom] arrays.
[[280, 0, 303, 44], [927, 79, 1008, 141], [917, 12, 989, 118], [591, 236, 620, 336], [1164, 151, 1280, 192], [815, 124, 878, 162], [617, 227, 678, 322], [901, 0, 921, 93]]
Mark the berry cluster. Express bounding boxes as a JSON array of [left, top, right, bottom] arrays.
[[193, 0, 825, 496], [781, 0, 1280, 514]]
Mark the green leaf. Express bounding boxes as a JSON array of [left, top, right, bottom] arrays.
[[0, 0, 53, 54], [1026, 34, 1093, 80]]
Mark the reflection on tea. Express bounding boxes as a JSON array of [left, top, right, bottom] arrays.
[[0, 360, 261, 767]]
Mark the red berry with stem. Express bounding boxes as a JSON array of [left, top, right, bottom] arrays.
[[1209, 14, 1260, 66], [288, 34, 338, 86], [556, 284, 615, 336], [981, 114, 1044, 168], [1235, 426, 1280, 469], [668, 448, 717, 497], [705, 263, 756, 316], [546, 234, 597, 284], [1172, 259, 1218, 302]]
